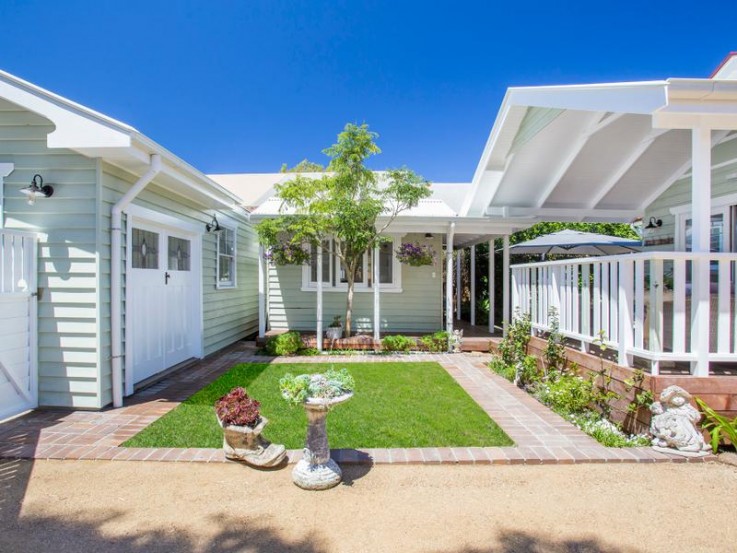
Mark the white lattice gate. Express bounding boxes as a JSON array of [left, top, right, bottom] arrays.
[[0, 230, 37, 420]]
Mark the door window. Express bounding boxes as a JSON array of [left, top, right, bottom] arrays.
[[132, 228, 159, 269], [168, 236, 191, 271]]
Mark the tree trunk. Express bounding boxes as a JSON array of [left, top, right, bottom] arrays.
[[345, 272, 354, 338]]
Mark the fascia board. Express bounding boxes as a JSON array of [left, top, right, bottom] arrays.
[[507, 81, 669, 115]]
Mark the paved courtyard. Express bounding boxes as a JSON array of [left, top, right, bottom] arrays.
[[0, 342, 710, 465]]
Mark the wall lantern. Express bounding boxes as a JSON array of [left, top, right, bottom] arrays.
[[205, 214, 223, 234], [644, 217, 663, 230], [425, 233, 434, 239], [20, 174, 54, 205]]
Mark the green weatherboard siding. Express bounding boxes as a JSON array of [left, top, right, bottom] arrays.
[[123, 362, 513, 449]]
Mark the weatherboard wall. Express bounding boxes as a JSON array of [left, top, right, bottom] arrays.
[[644, 135, 737, 250], [267, 233, 443, 333], [0, 100, 102, 409]]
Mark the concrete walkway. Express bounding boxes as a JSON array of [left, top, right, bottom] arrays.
[[0, 342, 711, 465]]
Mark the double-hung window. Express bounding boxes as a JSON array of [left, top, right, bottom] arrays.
[[217, 226, 237, 288], [303, 236, 401, 292]]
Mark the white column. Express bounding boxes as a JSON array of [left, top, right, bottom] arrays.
[[488, 239, 495, 334], [446, 223, 455, 336], [373, 244, 380, 344], [258, 245, 266, 338], [316, 242, 324, 353], [691, 126, 712, 376], [502, 235, 511, 336], [470, 245, 476, 326], [456, 248, 462, 320]]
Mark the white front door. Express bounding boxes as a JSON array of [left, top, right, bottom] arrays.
[[127, 217, 201, 388]]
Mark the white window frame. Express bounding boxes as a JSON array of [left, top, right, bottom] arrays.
[[301, 235, 403, 293], [671, 199, 732, 252], [216, 220, 238, 289]]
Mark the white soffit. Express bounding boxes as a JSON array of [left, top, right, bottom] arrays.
[[468, 77, 737, 222]]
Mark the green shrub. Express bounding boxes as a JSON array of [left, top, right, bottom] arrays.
[[381, 334, 416, 352], [516, 355, 541, 388], [489, 356, 516, 381], [420, 331, 449, 352], [536, 373, 594, 415], [696, 397, 737, 453], [265, 331, 303, 356]]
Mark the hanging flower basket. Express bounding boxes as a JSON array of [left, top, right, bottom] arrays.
[[395, 242, 437, 267], [265, 243, 310, 266]]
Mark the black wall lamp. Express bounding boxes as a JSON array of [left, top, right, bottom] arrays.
[[644, 217, 663, 230], [20, 174, 54, 206], [205, 214, 223, 234]]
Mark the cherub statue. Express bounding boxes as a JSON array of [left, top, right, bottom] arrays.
[[650, 385, 709, 456]]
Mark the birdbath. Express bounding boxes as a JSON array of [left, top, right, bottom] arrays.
[[292, 392, 353, 490]]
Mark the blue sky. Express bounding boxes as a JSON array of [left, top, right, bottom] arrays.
[[1, 1, 735, 181]]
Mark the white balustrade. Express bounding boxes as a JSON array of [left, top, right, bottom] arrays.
[[0, 230, 36, 296], [510, 251, 737, 375]]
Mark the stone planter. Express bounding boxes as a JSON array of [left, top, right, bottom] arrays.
[[292, 392, 353, 490], [218, 416, 286, 468], [325, 325, 343, 340]]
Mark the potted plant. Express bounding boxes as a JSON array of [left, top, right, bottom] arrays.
[[215, 387, 286, 468], [325, 315, 343, 340], [280, 368, 355, 490], [395, 242, 436, 267]]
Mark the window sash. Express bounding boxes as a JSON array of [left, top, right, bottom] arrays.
[[217, 227, 236, 287], [306, 237, 398, 289]]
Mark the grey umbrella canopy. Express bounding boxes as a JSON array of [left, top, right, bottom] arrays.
[[507, 229, 641, 258]]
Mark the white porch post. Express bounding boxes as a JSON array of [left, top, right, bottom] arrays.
[[456, 248, 462, 320], [316, 242, 324, 353], [446, 223, 455, 337], [691, 126, 712, 376], [373, 244, 380, 344], [258, 245, 266, 338], [502, 235, 511, 336], [470, 245, 476, 326], [488, 239, 495, 334]]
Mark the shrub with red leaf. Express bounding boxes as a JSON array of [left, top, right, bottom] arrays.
[[215, 387, 261, 427]]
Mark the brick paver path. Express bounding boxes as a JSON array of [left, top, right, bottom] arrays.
[[0, 342, 712, 465]]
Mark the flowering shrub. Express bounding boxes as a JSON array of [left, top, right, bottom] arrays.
[[569, 413, 650, 447], [395, 242, 436, 267], [280, 368, 355, 406], [215, 387, 261, 427], [265, 243, 310, 266]]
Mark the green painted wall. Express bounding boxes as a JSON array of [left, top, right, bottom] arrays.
[[267, 233, 443, 333], [0, 99, 101, 408]]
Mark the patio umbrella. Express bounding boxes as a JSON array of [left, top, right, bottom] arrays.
[[507, 229, 641, 259]]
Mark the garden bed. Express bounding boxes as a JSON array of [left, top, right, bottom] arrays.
[[123, 362, 512, 449]]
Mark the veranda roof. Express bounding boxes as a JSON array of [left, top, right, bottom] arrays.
[[507, 229, 641, 257], [462, 76, 737, 222]]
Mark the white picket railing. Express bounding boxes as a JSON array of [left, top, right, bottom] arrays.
[[511, 251, 737, 375], [0, 230, 36, 296]]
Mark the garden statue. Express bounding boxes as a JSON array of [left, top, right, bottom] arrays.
[[650, 385, 710, 457], [451, 329, 463, 353], [280, 369, 355, 490]]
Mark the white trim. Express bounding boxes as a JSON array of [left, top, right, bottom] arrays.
[[125, 204, 202, 234], [0, 163, 14, 229], [300, 235, 403, 292], [215, 220, 238, 289]]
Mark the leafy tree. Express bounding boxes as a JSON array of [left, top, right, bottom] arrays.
[[257, 123, 431, 337], [280, 159, 325, 173]]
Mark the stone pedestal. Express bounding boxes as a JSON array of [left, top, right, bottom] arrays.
[[292, 393, 352, 490], [219, 416, 286, 468]]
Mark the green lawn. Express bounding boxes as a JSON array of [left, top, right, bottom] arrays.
[[123, 362, 512, 449]]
